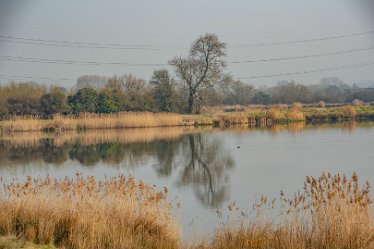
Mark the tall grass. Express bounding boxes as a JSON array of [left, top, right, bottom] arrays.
[[339, 105, 356, 118], [52, 112, 184, 130], [0, 175, 180, 249], [0, 172, 373, 249], [266, 108, 285, 122], [0, 115, 47, 132], [199, 172, 374, 249], [0, 112, 184, 132]]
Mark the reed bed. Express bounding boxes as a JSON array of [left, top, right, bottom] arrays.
[[0, 126, 210, 149], [52, 112, 184, 130], [0, 112, 184, 132], [0, 116, 48, 132], [338, 105, 356, 118], [198, 172, 374, 249], [266, 108, 286, 122], [0, 172, 373, 249], [0, 175, 180, 249]]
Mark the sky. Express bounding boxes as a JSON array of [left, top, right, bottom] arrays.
[[0, 0, 373, 87]]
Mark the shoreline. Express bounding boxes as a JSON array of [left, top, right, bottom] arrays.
[[0, 106, 373, 133]]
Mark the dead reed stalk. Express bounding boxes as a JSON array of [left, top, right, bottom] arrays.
[[0, 175, 180, 249]]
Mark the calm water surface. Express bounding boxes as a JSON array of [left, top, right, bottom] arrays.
[[1, 122, 373, 235]]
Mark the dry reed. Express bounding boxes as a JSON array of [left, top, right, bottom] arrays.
[[0, 112, 184, 132], [339, 105, 356, 118], [52, 112, 184, 130], [267, 108, 286, 122], [0, 175, 180, 249], [198, 172, 374, 249], [1, 172, 373, 249], [286, 109, 305, 121]]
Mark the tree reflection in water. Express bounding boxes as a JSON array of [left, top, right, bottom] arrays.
[[176, 134, 235, 208], [0, 131, 235, 208]]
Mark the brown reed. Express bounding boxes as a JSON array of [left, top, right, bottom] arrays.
[[339, 105, 356, 118], [0, 175, 180, 249], [198, 172, 374, 249], [267, 108, 286, 122]]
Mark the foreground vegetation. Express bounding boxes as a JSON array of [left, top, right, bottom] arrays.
[[198, 172, 374, 249], [0, 175, 179, 249], [0, 173, 373, 249]]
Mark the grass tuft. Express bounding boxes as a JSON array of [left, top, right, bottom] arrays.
[[0, 175, 180, 249]]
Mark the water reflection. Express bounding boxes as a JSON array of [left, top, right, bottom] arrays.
[[1, 122, 373, 208], [0, 127, 234, 207], [176, 134, 234, 208]]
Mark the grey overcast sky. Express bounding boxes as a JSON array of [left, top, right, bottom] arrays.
[[0, 0, 373, 87]]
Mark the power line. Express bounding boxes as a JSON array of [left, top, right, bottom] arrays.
[[0, 56, 169, 67], [237, 30, 374, 47], [237, 61, 374, 79], [0, 36, 183, 51], [229, 45, 374, 64], [1, 44, 374, 67], [0, 74, 73, 82], [1, 60, 374, 83], [1, 29, 374, 51]]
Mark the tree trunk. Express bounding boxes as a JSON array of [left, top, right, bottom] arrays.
[[187, 91, 194, 113]]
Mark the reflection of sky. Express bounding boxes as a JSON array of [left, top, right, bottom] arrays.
[[1, 124, 374, 237], [0, 0, 374, 86]]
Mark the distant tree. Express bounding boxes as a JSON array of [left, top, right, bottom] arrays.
[[76, 75, 109, 90], [170, 33, 227, 113], [150, 69, 175, 112], [270, 81, 310, 104], [3, 81, 46, 116], [40, 88, 69, 117], [106, 75, 125, 91], [252, 91, 270, 105], [97, 88, 124, 113], [223, 80, 255, 105], [122, 74, 153, 111], [67, 88, 98, 114], [6, 97, 40, 116]]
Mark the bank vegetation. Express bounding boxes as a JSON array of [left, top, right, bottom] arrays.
[[0, 172, 373, 249]]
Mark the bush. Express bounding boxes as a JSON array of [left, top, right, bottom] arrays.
[[339, 105, 356, 118], [318, 100, 326, 108], [267, 108, 285, 121], [291, 102, 302, 109], [286, 109, 305, 121], [352, 99, 364, 107]]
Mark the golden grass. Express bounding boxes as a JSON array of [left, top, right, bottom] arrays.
[[0, 112, 184, 132], [339, 105, 356, 118], [0, 235, 57, 249], [198, 172, 374, 249], [0, 127, 210, 149], [0, 172, 373, 249], [286, 109, 305, 121], [267, 108, 286, 122], [0, 116, 47, 132], [0, 175, 180, 249], [52, 112, 184, 131], [1, 106, 373, 132]]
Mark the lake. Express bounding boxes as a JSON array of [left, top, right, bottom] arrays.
[[1, 121, 373, 236]]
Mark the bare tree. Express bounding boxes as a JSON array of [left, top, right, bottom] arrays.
[[169, 33, 226, 113]]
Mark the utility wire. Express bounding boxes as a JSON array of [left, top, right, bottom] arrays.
[[237, 61, 374, 79], [0, 29, 373, 50], [0, 74, 73, 82], [0, 36, 182, 51], [0, 56, 169, 67], [238, 30, 374, 47], [1, 60, 374, 83], [1, 44, 374, 66], [229, 45, 374, 63]]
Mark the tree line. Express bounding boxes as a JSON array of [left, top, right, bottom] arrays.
[[0, 33, 373, 118]]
